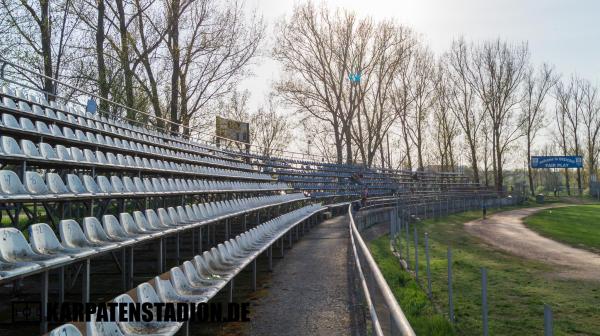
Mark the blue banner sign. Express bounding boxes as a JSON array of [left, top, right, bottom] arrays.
[[531, 156, 583, 168]]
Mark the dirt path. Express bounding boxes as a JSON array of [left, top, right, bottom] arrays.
[[465, 205, 600, 280], [245, 215, 364, 336]]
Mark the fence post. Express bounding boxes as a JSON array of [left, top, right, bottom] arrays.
[[448, 248, 455, 323], [405, 219, 410, 269], [414, 225, 419, 283], [425, 233, 432, 298], [482, 268, 488, 336], [544, 304, 553, 336]]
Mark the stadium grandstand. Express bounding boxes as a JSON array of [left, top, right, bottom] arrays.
[[0, 60, 502, 336]]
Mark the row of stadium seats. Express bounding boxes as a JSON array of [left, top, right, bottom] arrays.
[[0, 114, 270, 179], [47, 204, 324, 336], [0, 193, 307, 281], [1, 88, 248, 169], [0, 132, 258, 177], [0, 170, 289, 200]]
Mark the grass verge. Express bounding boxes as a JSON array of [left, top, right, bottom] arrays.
[[524, 204, 600, 253], [369, 236, 454, 335], [371, 204, 600, 335]]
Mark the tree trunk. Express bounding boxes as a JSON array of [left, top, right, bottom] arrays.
[[344, 123, 352, 165], [40, 0, 54, 99], [527, 141, 535, 196], [168, 0, 181, 135], [96, 0, 109, 115], [115, 0, 135, 120]]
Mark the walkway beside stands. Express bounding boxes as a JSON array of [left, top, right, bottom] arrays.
[[246, 215, 365, 336]]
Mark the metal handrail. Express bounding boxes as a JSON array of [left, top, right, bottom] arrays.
[[348, 203, 416, 336]]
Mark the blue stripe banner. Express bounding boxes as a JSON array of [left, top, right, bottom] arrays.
[[531, 156, 583, 168]]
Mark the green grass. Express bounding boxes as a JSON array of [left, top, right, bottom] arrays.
[[524, 204, 600, 253], [369, 236, 454, 335], [371, 205, 600, 336]]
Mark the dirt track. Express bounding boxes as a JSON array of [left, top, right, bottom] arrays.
[[464, 205, 600, 280]]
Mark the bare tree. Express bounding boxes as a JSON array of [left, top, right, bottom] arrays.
[[469, 39, 529, 191], [406, 46, 436, 171], [555, 81, 572, 195], [434, 63, 459, 171], [443, 39, 484, 183], [0, 0, 79, 97], [180, 0, 264, 136], [520, 63, 556, 195], [251, 96, 291, 157], [350, 21, 415, 167], [581, 80, 600, 183], [274, 3, 358, 164], [559, 76, 585, 194]]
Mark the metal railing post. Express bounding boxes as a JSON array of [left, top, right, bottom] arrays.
[[448, 248, 455, 323], [425, 233, 432, 298], [414, 225, 419, 283], [544, 304, 553, 336], [482, 268, 488, 336]]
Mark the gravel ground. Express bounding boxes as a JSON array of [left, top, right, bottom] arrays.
[[465, 204, 600, 280], [245, 215, 365, 336]]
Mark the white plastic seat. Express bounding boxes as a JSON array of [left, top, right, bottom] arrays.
[[128, 212, 165, 236], [0, 170, 30, 199], [49, 323, 83, 336], [29, 223, 95, 259], [122, 176, 138, 193], [142, 178, 155, 194], [113, 293, 180, 336], [20, 139, 42, 158], [83, 149, 98, 163], [50, 124, 64, 137], [2, 113, 21, 129], [36, 121, 52, 136], [32, 104, 45, 116], [59, 219, 118, 252], [66, 174, 91, 196], [56, 145, 75, 162], [82, 175, 104, 195], [182, 260, 223, 287], [2, 97, 16, 109], [0, 227, 70, 267], [135, 282, 182, 332], [133, 177, 146, 193], [70, 147, 85, 163], [153, 275, 207, 304], [86, 313, 126, 336], [0, 259, 40, 280], [75, 129, 88, 142], [106, 152, 119, 165], [24, 171, 51, 198], [83, 217, 135, 246], [46, 173, 74, 197], [20, 117, 36, 132], [108, 176, 125, 194], [63, 127, 77, 140], [161, 208, 181, 227], [103, 214, 150, 242], [45, 107, 57, 119], [142, 210, 177, 233], [96, 176, 113, 194], [193, 254, 229, 279], [169, 266, 217, 299], [96, 151, 109, 165], [1, 136, 25, 157]]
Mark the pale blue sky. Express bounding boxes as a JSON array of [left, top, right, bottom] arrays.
[[240, 0, 600, 159], [242, 0, 600, 109]]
